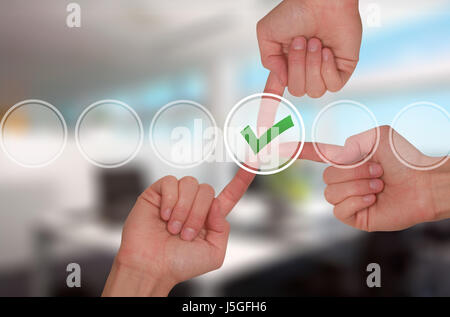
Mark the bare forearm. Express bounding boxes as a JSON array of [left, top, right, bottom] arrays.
[[102, 259, 174, 297]]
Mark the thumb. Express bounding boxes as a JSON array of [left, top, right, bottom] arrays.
[[281, 141, 367, 165], [282, 128, 378, 165], [315, 128, 378, 165], [279, 142, 325, 163]]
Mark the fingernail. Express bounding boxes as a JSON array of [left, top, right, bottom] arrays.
[[322, 49, 330, 61], [292, 37, 305, 50], [363, 194, 374, 203], [168, 221, 182, 234], [161, 208, 172, 221], [181, 228, 196, 241], [308, 39, 320, 52], [369, 164, 382, 176], [369, 179, 380, 190]]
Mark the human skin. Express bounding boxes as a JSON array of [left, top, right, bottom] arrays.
[[257, 0, 362, 97], [255, 81, 449, 232], [102, 168, 254, 297], [299, 126, 450, 231]]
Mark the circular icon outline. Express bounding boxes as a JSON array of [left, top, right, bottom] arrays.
[[311, 99, 380, 169], [149, 100, 218, 169], [389, 101, 449, 171], [75, 99, 144, 169], [224, 93, 305, 175], [0, 99, 68, 168]]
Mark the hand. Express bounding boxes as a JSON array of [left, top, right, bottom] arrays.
[[300, 126, 450, 231], [257, 0, 362, 97], [102, 169, 254, 297]]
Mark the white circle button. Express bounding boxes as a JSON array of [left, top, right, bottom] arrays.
[[76, 100, 143, 168], [0, 100, 67, 168], [149, 100, 217, 168], [224, 93, 305, 175]]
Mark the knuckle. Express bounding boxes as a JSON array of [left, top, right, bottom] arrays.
[[344, 135, 358, 149], [307, 90, 325, 98], [186, 216, 203, 230], [164, 193, 177, 203], [324, 186, 333, 203], [379, 125, 390, 134], [138, 188, 160, 208], [172, 206, 189, 220], [180, 176, 199, 187], [162, 175, 177, 184], [353, 165, 367, 180], [199, 183, 215, 197], [328, 87, 339, 93], [332, 206, 341, 220], [256, 20, 263, 35], [323, 167, 332, 184], [347, 182, 359, 196], [288, 86, 305, 97], [223, 220, 230, 233], [221, 186, 240, 204], [326, 84, 343, 93]]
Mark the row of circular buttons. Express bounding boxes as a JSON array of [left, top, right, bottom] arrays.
[[1, 97, 449, 173]]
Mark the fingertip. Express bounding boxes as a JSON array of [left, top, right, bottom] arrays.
[[322, 47, 333, 63], [307, 38, 322, 52], [306, 89, 326, 99], [291, 36, 306, 51], [368, 163, 383, 177], [369, 179, 384, 192], [267, 60, 288, 87], [288, 87, 305, 97], [161, 208, 172, 221], [167, 220, 183, 235], [362, 194, 376, 203], [180, 227, 196, 241]]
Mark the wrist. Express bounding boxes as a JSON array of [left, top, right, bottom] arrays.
[[102, 257, 175, 297], [431, 160, 450, 221]]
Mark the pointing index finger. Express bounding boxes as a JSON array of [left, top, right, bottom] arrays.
[[257, 72, 285, 131], [216, 168, 255, 216]]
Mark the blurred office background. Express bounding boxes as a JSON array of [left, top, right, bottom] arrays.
[[0, 0, 450, 296]]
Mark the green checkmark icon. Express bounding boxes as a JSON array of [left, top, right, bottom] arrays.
[[240, 115, 294, 154]]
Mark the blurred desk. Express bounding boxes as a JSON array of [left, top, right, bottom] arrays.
[[194, 202, 360, 296], [34, 197, 359, 296]]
